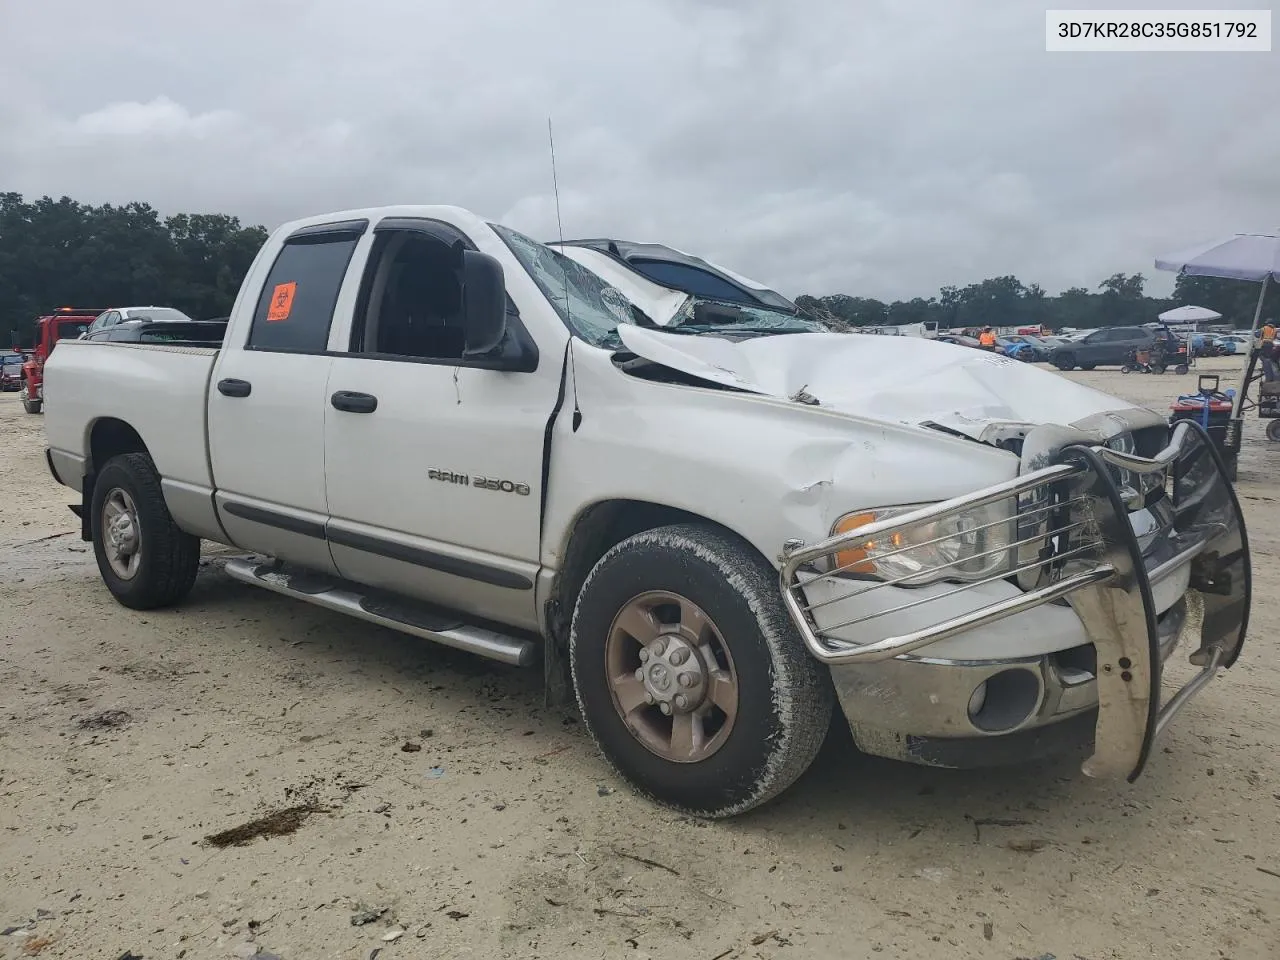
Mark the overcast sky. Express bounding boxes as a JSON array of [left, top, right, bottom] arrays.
[[0, 0, 1274, 300]]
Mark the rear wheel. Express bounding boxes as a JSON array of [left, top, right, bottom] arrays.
[[1079, 363, 1097, 371], [570, 524, 833, 818], [91, 453, 201, 609]]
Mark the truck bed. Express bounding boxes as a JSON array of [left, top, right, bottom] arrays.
[[44, 340, 220, 494]]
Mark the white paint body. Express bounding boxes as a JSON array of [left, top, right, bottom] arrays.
[[42, 204, 1180, 688]]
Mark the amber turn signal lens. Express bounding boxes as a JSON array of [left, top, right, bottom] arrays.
[[832, 511, 904, 574]]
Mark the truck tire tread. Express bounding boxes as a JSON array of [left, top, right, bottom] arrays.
[[92, 452, 201, 610], [570, 523, 833, 818]]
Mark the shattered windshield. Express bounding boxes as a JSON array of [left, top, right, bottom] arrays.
[[492, 222, 823, 347], [491, 224, 639, 348], [667, 299, 824, 336]]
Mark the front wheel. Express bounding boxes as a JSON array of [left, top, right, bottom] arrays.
[[1079, 363, 1097, 371], [1054, 353, 1076, 371], [1175, 364, 1189, 375], [91, 453, 201, 609], [570, 524, 834, 818], [1121, 364, 1135, 374]]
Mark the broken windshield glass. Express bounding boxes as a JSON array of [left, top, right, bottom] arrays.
[[492, 223, 640, 348]]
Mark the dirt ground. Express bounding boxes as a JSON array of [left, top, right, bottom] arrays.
[[1, 357, 1277, 960]]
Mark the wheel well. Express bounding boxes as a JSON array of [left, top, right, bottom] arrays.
[[89, 418, 149, 473], [541, 499, 753, 706]]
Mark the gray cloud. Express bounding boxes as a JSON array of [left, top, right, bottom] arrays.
[[1, 0, 1275, 300]]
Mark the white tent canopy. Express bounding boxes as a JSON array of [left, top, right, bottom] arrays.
[[1155, 234, 1280, 282], [1156, 232, 1280, 416], [1158, 305, 1222, 322]]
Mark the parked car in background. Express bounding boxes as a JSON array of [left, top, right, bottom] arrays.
[[1, 353, 25, 391], [937, 333, 983, 349], [1217, 334, 1251, 354], [1000, 335, 1051, 362], [1048, 326, 1158, 371], [1208, 335, 1236, 356], [83, 306, 196, 340]]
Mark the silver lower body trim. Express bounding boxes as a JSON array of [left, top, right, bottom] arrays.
[[223, 557, 537, 667]]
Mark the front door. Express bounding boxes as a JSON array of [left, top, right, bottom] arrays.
[[208, 223, 366, 574], [322, 222, 562, 630]]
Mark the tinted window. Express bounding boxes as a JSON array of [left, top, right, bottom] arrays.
[[247, 236, 359, 352], [628, 260, 752, 303]]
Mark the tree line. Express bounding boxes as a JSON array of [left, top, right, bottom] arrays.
[[795, 270, 1277, 332], [0, 192, 267, 343], [1, 191, 1274, 342]]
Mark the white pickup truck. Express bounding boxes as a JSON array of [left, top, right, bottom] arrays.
[[43, 205, 1250, 817]]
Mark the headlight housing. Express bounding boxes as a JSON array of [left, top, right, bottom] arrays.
[[829, 501, 1016, 586]]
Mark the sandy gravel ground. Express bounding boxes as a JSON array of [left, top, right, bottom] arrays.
[[0, 357, 1277, 960]]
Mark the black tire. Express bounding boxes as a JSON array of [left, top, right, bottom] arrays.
[[1121, 365, 1134, 374], [1175, 364, 1189, 375], [91, 452, 201, 610], [1054, 353, 1076, 371], [1267, 419, 1280, 443], [1079, 363, 1096, 371], [570, 523, 834, 818]]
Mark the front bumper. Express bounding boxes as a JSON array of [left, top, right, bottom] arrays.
[[779, 420, 1250, 780]]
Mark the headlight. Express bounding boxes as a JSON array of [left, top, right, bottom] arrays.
[[829, 501, 1016, 586]]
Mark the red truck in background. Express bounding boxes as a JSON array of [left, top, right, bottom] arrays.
[[11, 307, 104, 414]]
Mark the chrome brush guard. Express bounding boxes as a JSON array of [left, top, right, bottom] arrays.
[[779, 420, 1250, 782]]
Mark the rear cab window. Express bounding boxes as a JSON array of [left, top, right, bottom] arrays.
[[246, 234, 360, 352]]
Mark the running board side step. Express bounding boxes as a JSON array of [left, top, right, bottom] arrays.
[[223, 557, 537, 667]]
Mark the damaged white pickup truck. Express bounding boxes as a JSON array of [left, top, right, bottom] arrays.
[[43, 205, 1251, 817]]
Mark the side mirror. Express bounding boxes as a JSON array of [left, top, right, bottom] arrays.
[[461, 249, 507, 358]]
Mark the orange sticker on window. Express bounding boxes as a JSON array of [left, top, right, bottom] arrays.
[[266, 282, 297, 322]]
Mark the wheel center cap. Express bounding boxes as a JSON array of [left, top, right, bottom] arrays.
[[639, 634, 707, 713], [647, 663, 672, 692]]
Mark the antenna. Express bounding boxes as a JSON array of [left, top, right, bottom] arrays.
[[548, 117, 566, 246], [547, 117, 582, 430]]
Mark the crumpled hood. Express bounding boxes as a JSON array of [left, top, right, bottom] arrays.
[[616, 326, 1161, 441]]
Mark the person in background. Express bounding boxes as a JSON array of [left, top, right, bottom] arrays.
[[1261, 337, 1279, 381], [978, 326, 997, 350], [1261, 319, 1276, 343]]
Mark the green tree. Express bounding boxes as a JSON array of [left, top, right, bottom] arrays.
[[1174, 273, 1280, 329], [0, 192, 269, 344]]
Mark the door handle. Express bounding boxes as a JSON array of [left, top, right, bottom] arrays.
[[331, 390, 378, 414], [217, 378, 252, 398]]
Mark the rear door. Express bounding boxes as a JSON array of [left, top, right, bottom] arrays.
[[207, 219, 367, 573], [1111, 327, 1148, 365], [1085, 328, 1127, 366]]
